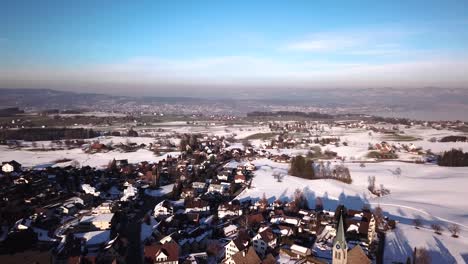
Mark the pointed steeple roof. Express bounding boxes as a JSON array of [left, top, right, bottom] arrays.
[[334, 213, 346, 245]]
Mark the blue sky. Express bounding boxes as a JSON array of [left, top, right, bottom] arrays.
[[1, 0, 468, 95]]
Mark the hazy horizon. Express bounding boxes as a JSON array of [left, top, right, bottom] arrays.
[[2, 1, 468, 96]]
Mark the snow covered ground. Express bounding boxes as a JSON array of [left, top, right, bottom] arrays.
[[385, 224, 468, 263], [0, 145, 180, 169], [237, 158, 468, 263]]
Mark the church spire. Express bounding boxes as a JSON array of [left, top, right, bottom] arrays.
[[335, 213, 346, 246], [333, 214, 348, 264]]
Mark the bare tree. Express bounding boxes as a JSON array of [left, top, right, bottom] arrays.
[[394, 167, 402, 176], [272, 171, 284, 182], [448, 224, 460, 238], [431, 223, 443, 235], [368, 176, 376, 192], [413, 218, 422, 229], [414, 247, 432, 264]]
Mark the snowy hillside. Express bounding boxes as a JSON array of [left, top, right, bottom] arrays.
[[237, 158, 468, 263]]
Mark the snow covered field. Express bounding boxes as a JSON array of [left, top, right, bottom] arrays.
[[237, 158, 468, 263], [0, 145, 180, 169]]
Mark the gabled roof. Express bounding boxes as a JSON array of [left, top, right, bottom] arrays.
[[248, 213, 265, 225], [347, 245, 371, 264], [230, 246, 261, 264], [230, 235, 250, 251], [144, 241, 179, 263], [2, 160, 21, 167], [234, 174, 246, 180], [258, 228, 276, 243]]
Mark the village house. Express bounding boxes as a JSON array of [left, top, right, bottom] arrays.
[[185, 199, 210, 213], [224, 224, 239, 237], [144, 241, 180, 264], [191, 182, 207, 194], [234, 174, 246, 184], [218, 202, 243, 219], [345, 209, 376, 244], [154, 200, 173, 218], [208, 183, 230, 194], [252, 227, 277, 257], [244, 162, 256, 171], [225, 233, 250, 260], [1, 160, 22, 173], [181, 188, 195, 199], [217, 170, 231, 181], [225, 246, 261, 264]]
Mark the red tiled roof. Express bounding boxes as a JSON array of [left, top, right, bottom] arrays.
[[144, 242, 179, 263], [230, 246, 261, 264]]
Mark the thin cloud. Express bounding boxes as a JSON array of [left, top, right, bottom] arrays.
[[284, 27, 417, 55], [2, 54, 468, 93], [285, 34, 363, 51]]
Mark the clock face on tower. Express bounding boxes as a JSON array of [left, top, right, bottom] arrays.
[[336, 244, 341, 250]]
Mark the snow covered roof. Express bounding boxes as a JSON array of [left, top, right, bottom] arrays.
[[81, 184, 100, 196], [75, 230, 110, 245], [81, 213, 114, 223], [290, 244, 309, 254], [347, 223, 360, 233], [224, 224, 238, 234]]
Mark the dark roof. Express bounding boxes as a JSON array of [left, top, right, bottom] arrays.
[[0, 250, 52, 264], [230, 246, 261, 264], [232, 235, 250, 251], [219, 202, 241, 211], [185, 198, 208, 208], [144, 242, 179, 263], [261, 254, 276, 264], [248, 213, 265, 225], [2, 160, 21, 167], [258, 228, 276, 243]]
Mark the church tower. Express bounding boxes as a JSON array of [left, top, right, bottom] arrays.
[[333, 214, 348, 264]]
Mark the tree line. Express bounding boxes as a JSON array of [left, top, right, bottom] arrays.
[[0, 128, 98, 141], [289, 155, 315, 179], [439, 135, 467, 142], [247, 111, 333, 119], [437, 148, 468, 167]]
